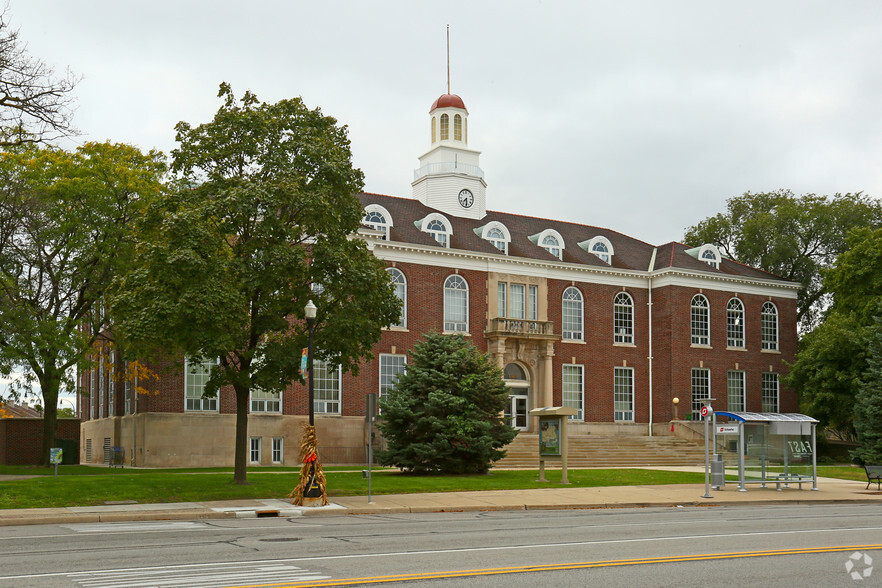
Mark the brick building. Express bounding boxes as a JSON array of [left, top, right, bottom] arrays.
[[78, 91, 798, 467]]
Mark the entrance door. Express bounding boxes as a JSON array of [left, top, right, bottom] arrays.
[[507, 393, 529, 430]]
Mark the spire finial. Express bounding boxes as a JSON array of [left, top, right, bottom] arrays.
[[446, 24, 450, 94]]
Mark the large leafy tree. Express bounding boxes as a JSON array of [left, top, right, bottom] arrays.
[[377, 332, 517, 474], [684, 190, 882, 331], [851, 318, 882, 465], [787, 227, 882, 439], [0, 8, 78, 146], [111, 84, 401, 485], [0, 142, 166, 463]]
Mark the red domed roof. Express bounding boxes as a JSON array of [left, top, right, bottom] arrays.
[[430, 93, 467, 112]]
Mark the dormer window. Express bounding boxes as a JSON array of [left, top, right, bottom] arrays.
[[363, 204, 393, 240], [416, 213, 452, 248], [475, 221, 511, 254], [698, 244, 721, 269], [579, 236, 614, 264], [529, 229, 565, 260]]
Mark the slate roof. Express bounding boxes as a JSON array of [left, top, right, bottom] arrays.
[[359, 192, 789, 283]]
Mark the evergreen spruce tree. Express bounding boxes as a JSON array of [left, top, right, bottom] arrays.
[[851, 317, 882, 465], [377, 332, 517, 474]]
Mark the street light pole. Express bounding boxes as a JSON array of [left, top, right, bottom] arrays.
[[305, 300, 316, 426]]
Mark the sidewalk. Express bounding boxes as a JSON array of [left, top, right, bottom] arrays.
[[1, 476, 879, 526]]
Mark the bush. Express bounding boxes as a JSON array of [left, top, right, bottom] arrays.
[[376, 332, 517, 474]]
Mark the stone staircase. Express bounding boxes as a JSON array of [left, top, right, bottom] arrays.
[[495, 433, 706, 469]]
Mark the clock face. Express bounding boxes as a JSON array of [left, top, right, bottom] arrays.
[[458, 189, 474, 209]]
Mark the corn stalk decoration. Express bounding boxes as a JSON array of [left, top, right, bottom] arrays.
[[289, 424, 328, 506]]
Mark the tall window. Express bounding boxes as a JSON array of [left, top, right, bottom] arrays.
[[528, 285, 538, 321], [107, 350, 114, 417], [562, 287, 583, 341], [497, 282, 506, 318], [272, 437, 283, 463], [443, 275, 469, 332], [91, 358, 98, 420], [498, 283, 538, 321], [379, 354, 407, 401], [124, 361, 132, 414], [440, 113, 449, 140], [98, 351, 104, 418], [727, 298, 745, 348], [761, 301, 778, 351], [249, 437, 261, 464], [431, 116, 436, 143], [251, 388, 281, 413], [614, 367, 634, 421], [614, 292, 634, 344], [387, 268, 406, 328], [762, 372, 780, 412], [509, 283, 526, 319], [691, 294, 709, 346], [562, 364, 584, 420], [185, 357, 218, 411], [364, 210, 389, 240], [691, 368, 710, 420], [313, 360, 341, 414], [727, 370, 745, 412], [426, 219, 448, 247], [542, 234, 562, 259], [454, 114, 462, 140]]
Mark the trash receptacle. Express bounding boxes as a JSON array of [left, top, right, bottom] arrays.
[[711, 455, 725, 489], [109, 446, 125, 468]]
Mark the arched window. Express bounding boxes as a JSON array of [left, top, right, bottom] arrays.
[[761, 301, 778, 351], [698, 244, 721, 269], [440, 114, 449, 140], [426, 219, 448, 247], [454, 114, 462, 141], [691, 294, 709, 346], [443, 275, 468, 332], [593, 241, 610, 263], [364, 210, 389, 240], [726, 298, 745, 348], [487, 227, 507, 253], [387, 268, 406, 328], [614, 292, 634, 344], [431, 116, 436, 143], [542, 235, 562, 260], [562, 286, 583, 341], [476, 221, 511, 255]]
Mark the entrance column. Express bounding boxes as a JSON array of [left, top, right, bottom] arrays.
[[491, 338, 506, 369], [535, 341, 555, 431]]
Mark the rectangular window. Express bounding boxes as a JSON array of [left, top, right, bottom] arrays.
[[272, 437, 283, 463], [727, 370, 745, 412], [379, 354, 407, 402], [124, 361, 132, 414], [614, 367, 634, 421], [313, 360, 341, 414], [443, 288, 468, 332], [90, 360, 97, 420], [762, 372, 779, 412], [528, 285, 538, 321], [562, 364, 584, 420], [107, 350, 114, 417], [691, 368, 710, 420], [509, 283, 526, 319], [497, 283, 506, 318], [185, 357, 218, 412], [251, 388, 281, 413], [250, 437, 261, 464], [98, 352, 104, 418]]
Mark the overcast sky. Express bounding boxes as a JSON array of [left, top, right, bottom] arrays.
[[9, 0, 882, 247]]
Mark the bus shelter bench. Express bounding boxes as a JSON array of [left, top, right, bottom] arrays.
[[771, 473, 814, 491], [866, 465, 882, 490]]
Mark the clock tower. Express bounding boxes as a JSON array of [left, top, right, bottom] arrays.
[[412, 93, 487, 220]]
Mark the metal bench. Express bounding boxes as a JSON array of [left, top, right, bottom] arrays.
[[866, 465, 882, 490]]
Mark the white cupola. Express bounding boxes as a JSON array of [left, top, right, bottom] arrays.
[[412, 93, 487, 220]]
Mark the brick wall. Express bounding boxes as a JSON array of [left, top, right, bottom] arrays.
[[0, 419, 80, 465]]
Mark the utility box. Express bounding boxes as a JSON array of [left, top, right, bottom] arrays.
[[711, 455, 726, 489]]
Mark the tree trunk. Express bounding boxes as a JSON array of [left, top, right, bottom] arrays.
[[39, 373, 60, 466], [233, 386, 249, 485]]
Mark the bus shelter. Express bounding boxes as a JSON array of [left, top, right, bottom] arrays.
[[713, 412, 819, 492]]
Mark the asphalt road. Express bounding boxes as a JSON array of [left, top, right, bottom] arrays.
[[0, 504, 879, 587]]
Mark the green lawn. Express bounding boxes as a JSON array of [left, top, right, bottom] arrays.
[[0, 464, 867, 510]]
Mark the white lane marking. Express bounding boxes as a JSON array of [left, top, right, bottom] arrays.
[[1, 522, 319, 541], [61, 521, 208, 533], [70, 562, 329, 588], [2, 526, 880, 581]]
